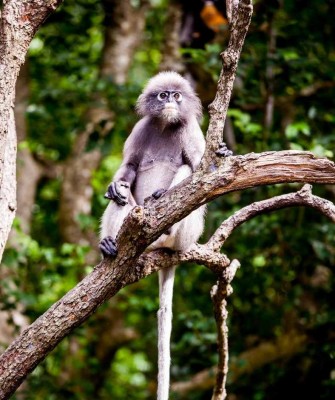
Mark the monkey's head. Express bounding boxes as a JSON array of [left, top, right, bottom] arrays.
[[136, 71, 202, 124]]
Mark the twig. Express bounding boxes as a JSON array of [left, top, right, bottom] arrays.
[[211, 260, 240, 400], [207, 184, 335, 251]]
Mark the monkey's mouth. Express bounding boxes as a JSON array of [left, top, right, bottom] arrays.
[[162, 104, 179, 122]]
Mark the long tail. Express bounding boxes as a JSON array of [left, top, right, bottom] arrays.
[[157, 266, 176, 400]]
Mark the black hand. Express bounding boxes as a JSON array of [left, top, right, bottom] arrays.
[[104, 182, 128, 206], [216, 142, 233, 157], [99, 236, 118, 257], [152, 188, 167, 199]]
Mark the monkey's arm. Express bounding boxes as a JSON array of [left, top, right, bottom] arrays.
[[104, 162, 138, 205], [105, 119, 147, 204], [182, 117, 206, 171]]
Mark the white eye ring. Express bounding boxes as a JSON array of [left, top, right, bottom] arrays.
[[174, 92, 182, 102], [158, 92, 168, 101]]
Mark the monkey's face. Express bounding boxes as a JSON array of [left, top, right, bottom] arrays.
[[136, 71, 203, 123], [156, 90, 183, 123]]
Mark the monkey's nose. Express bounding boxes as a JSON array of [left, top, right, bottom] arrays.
[[164, 103, 177, 110]]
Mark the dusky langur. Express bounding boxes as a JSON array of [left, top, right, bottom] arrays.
[[100, 71, 208, 400]]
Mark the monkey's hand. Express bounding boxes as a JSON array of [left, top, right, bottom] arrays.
[[216, 142, 233, 157], [104, 181, 130, 206], [152, 188, 167, 199], [99, 236, 118, 257]]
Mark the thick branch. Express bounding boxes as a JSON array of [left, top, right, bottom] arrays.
[[0, 0, 63, 184], [144, 151, 335, 241], [0, 109, 16, 262], [0, 0, 63, 261], [0, 153, 334, 397]]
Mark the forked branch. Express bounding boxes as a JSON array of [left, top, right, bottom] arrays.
[[201, 0, 253, 168]]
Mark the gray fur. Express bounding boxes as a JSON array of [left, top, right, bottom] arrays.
[[100, 71, 206, 400]]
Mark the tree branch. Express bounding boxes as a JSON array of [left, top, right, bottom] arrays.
[[211, 260, 240, 400], [144, 151, 335, 242], [0, 156, 334, 398], [207, 183, 335, 251], [201, 0, 253, 168], [0, 0, 63, 261]]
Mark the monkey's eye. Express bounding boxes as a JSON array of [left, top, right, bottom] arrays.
[[158, 92, 168, 101], [174, 92, 182, 102]]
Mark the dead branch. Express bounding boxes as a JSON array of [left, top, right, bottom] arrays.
[[207, 183, 335, 251], [211, 260, 240, 400]]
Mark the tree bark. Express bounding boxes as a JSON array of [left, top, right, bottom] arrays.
[[0, 109, 17, 262], [0, 0, 63, 261]]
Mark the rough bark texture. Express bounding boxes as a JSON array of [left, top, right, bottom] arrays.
[[0, 155, 334, 399], [0, 0, 63, 261], [201, 0, 253, 169], [1, 1, 335, 398], [145, 151, 335, 237], [211, 260, 239, 400], [0, 109, 17, 262]]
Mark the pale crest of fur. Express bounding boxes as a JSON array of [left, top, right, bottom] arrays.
[[136, 71, 203, 122]]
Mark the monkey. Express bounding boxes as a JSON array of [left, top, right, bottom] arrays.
[[99, 71, 232, 400]]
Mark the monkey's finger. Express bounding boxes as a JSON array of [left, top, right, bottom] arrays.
[[104, 191, 112, 199], [115, 197, 128, 206], [104, 183, 127, 204], [104, 183, 117, 200], [99, 236, 118, 257], [111, 183, 127, 201], [152, 188, 167, 199], [216, 142, 233, 157]]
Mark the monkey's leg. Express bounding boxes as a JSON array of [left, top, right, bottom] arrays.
[[100, 182, 135, 257], [157, 265, 176, 400], [173, 204, 206, 251]]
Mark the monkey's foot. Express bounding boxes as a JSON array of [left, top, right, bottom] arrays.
[[104, 181, 129, 206], [152, 188, 167, 199], [216, 142, 233, 157], [99, 236, 118, 257]]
